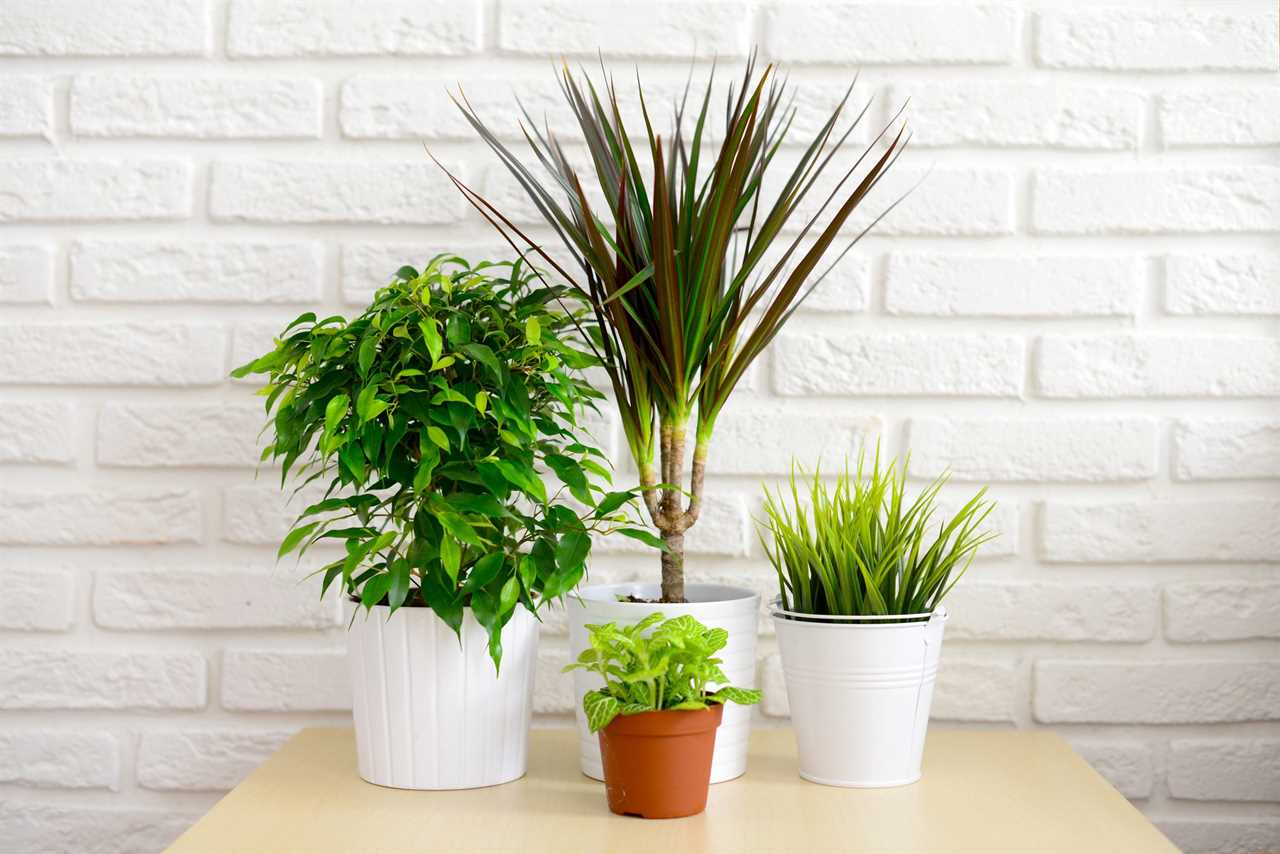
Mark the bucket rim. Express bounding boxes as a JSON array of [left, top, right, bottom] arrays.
[[769, 597, 947, 625]]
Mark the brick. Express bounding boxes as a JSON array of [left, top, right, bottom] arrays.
[[228, 0, 481, 57], [71, 240, 322, 304], [931, 658, 1017, 722], [98, 402, 264, 468], [1158, 819, 1280, 854], [137, 730, 295, 791], [1161, 88, 1280, 147], [71, 76, 322, 139], [499, 0, 748, 58], [0, 323, 225, 386], [0, 76, 52, 138], [1037, 8, 1278, 71], [0, 159, 192, 222], [0, 802, 195, 854], [0, 649, 205, 710], [0, 568, 75, 631], [224, 484, 328, 546], [1068, 741, 1153, 799], [1169, 740, 1280, 802], [947, 583, 1155, 643], [95, 569, 340, 630], [756, 240, 870, 314], [898, 82, 1140, 149], [533, 643, 574, 714], [1037, 335, 1280, 398], [1032, 168, 1280, 234], [765, 3, 1018, 65], [0, 731, 118, 789], [231, 321, 286, 383], [1166, 253, 1280, 315], [886, 254, 1138, 318], [0, 401, 74, 464], [341, 76, 571, 141], [806, 167, 1013, 237], [1175, 418, 1280, 481], [760, 653, 1015, 722], [0, 489, 202, 545], [341, 242, 512, 304], [1165, 582, 1280, 643], [0, 0, 207, 56], [0, 244, 53, 304], [1042, 500, 1280, 564], [222, 649, 349, 711], [711, 407, 880, 475], [774, 332, 1023, 397], [594, 494, 749, 558], [1033, 660, 1280, 723], [210, 160, 466, 224], [909, 417, 1157, 482]]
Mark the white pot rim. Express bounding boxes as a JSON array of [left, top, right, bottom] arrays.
[[770, 597, 948, 627], [573, 582, 758, 612]]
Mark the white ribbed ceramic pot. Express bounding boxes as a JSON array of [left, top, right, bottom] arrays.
[[773, 603, 947, 788], [567, 582, 759, 784], [345, 602, 537, 790]]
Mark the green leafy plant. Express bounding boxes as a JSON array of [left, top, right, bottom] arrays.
[[233, 255, 654, 668], [440, 55, 912, 602], [564, 612, 761, 732], [758, 448, 997, 617]]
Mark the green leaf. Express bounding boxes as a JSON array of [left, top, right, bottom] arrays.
[[360, 573, 392, 609], [438, 513, 483, 547], [524, 316, 541, 345], [554, 531, 590, 572], [439, 533, 461, 584], [616, 528, 667, 551], [710, 686, 762, 706], [357, 335, 377, 377], [277, 521, 319, 559], [462, 552, 504, 593], [387, 558, 411, 611], [426, 425, 450, 452], [420, 320, 443, 363], [593, 490, 634, 518], [324, 394, 349, 435], [498, 575, 519, 615], [395, 265, 419, 281], [584, 691, 621, 733]]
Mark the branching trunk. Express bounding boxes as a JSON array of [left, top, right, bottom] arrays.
[[660, 529, 685, 603], [658, 422, 686, 602]]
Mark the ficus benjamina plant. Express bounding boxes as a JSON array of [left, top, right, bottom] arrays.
[[564, 613, 761, 733], [234, 256, 660, 669], [439, 53, 913, 603], [758, 447, 997, 618]]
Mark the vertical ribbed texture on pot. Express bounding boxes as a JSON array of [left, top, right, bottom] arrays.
[[346, 603, 537, 790], [774, 612, 947, 788], [566, 582, 759, 784]]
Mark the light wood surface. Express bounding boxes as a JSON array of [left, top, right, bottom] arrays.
[[166, 727, 1177, 853]]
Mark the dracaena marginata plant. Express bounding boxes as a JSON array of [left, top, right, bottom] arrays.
[[439, 55, 912, 603], [564, 612, 761, 733], [758, 448, 997, 618], [233, 256, 655, 668]]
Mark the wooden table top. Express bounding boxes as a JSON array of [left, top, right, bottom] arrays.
[[167, 727, 1176, 853]]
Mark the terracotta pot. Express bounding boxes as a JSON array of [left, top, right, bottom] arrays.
[[597, 704, 724, 819]]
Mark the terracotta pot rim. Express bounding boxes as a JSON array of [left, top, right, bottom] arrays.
[[603, 703, 724, 737]]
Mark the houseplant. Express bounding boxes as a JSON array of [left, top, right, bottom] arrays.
[[758, 448, 996, 787], [565, 613, 761, 818], [233, 255, 646, 790], [445, 55, 910, 782]]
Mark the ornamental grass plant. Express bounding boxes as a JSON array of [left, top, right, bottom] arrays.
[[759, 448, 997, 618], [441, 54, 912, 602]]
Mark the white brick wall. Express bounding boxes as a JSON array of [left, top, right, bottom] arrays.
[[0, 2, 1275, 852]]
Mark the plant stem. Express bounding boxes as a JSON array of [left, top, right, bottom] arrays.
[[659, 422, 687, 602], [660, 529, 685, 603]]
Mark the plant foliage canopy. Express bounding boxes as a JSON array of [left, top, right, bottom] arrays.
[[441, 54, 912, 602], [234, 256, 651, 668]]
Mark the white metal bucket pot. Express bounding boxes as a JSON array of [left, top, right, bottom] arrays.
[[566, 582, 760, 783], [772, 602, 948, 788], [345, 602, 537, 790]]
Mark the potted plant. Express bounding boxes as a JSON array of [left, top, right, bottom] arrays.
[[445, 55, 909, 782], [234, 256, 646, 790], [566, 613, 761, 818], [758, 448, 996, 787]]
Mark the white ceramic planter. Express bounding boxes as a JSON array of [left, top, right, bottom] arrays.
[[345, 602, 537, 790], [567, 582, 759, 783], [772, 603, 947, 788]]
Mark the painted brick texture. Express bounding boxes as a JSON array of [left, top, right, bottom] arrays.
[[0, 2, 1275, 852]]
